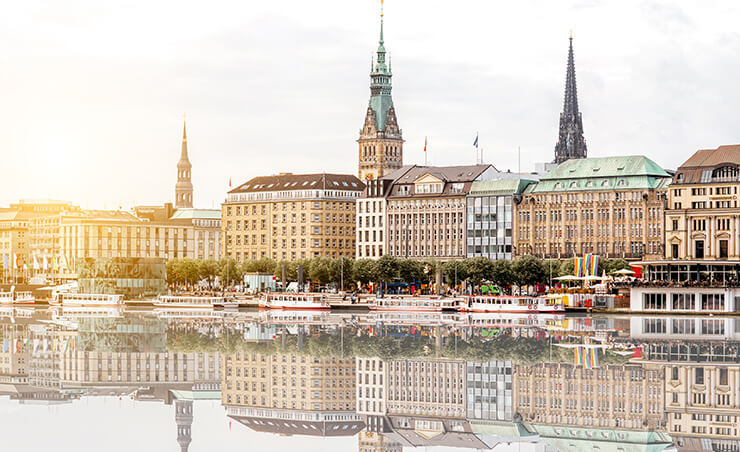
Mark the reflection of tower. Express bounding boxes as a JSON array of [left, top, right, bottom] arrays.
[[175, 399, 193, 452]]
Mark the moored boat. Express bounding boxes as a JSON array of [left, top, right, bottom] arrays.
[[155, 295, 237, 309], [459, 295, 564, 313], [369, 296, 459, 312], [0, 291, 35, 305], [52, 293, 124, 307], [259, 293, 330, 310]]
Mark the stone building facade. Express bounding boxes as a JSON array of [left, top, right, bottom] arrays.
[[223, 173, 363, 261], [222, 351, 356, 412], [514, 362, 665, 431], [665, 144, 740, 259], [384, 165, 498, 260], [515, 156, 671, 259]]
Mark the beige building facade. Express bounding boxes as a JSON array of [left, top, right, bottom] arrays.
[[664, 364, 739, 440], [516, 156, 671, 259], [223, 173, 363, 262], [665, 144, 740, 259], [381, 165, 497, 260], [514, 362, 665, 431], [222, 351, 356, 412]]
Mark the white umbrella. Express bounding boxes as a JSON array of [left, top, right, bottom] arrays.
[[555, 275, 581, 281], [613, 269, 635, 275], [584, 275, 607, 281]]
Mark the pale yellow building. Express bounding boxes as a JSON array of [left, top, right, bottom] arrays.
[[514, 362, 665, 431], [223, 173, 363, 262], [222, 351, 356, 412], [665, 144, 740, 259], [664, 364, 739, 439], [516, 156, 671, 259]]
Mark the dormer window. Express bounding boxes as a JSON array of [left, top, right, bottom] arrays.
[[569, 182, 577, 189], [617, 179, 626, 186], [415, 183, 443, 194], [554, 182, 563, 189], [601, 180, 609, 187], [449, 183, 465, 193], [712, 166, 739, 182]]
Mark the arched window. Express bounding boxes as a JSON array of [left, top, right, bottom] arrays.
[[712, 166, 739, 182]]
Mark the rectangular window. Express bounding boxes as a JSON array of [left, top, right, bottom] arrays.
[[643, 293, 666, 310]]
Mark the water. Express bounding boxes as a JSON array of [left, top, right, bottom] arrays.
[[0, 308, 738, 451]]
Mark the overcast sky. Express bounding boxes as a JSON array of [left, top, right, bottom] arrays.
[[2, 0, 740, 209]]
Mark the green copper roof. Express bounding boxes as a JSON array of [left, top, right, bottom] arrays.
[[368, 9, 394, 131], [531, 155, 671, 193], [469, 179, 537, 196], [531, 424, 675, 452]]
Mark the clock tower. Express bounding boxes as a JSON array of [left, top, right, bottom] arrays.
[[358, 1, 404, 181]]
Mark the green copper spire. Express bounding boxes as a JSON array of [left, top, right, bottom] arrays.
[[369, 0, 393, 131]]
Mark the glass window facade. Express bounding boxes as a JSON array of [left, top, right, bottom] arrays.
[[466, 194, 513, 259]]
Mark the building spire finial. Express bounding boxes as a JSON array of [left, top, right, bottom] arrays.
[[182, 113, 187, 143], [553, 33, 587, 164], [379, 0, 385, 45]]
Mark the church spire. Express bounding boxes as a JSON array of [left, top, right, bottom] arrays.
[[175, 115, 193, 208], [553, 33, 588, 164]]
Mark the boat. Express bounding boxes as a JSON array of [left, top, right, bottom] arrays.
[[459, 295, 565, 313], [154, 295, 238, 309], [259, 293, 330, 310], [463, 312, 566, 328], [369, 296, 460, 312], [51, 292, 124, 307], [0, 290, 35, 305]]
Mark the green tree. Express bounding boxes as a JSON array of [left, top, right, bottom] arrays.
[[309, 256, 333, 285], [329, 257, 354, 289], [177, 258, 201, 287], [245, 257, 276, 273], [465, 257, 495, 284], [376, 255, 399, 283], [218, 257, 242, 286], [198, 259, 219, 288], [512, 255, 546, 286], [490, 259, 515, 287], [398, 259, 424, 283], [443, 260, 469, 286], [165, 259, 180, 286], [273, 260, 298, 282], [352, 259, 378, 285]]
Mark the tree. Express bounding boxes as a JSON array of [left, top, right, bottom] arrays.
[[177, 258, 200, 287], [198, 259, 219, 288], [329, 257, 354, 289], [376, 255, 399, 283], [398, 259, 424, 283], [245, 257, 276, 273], [165, 259, 180, 286], [465, 257, 495, 284], [309, 256, 333, 285], [490, 259, 514, 287], [353, 259, 377, 285], [273, 260, 298, 282], [442, 260, 469, 286], [512, 255, 546, 286], [218, 257, 242, 286]]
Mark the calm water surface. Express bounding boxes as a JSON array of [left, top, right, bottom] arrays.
[[1, 308, 738, 451]]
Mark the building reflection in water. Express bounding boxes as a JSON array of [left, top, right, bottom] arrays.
[[1, 309, 740, 451]]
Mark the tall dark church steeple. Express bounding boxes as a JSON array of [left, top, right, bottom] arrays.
[[358, 0, 404, 181], [175, 117, 193, 208], [553, 34, 588, 164], [175, 399, 193, 452]]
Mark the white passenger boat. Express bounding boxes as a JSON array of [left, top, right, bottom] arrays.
[[51, 305, 124, 320], [154, 295, 237, 309], [459, 295, 565, 313], [259, 293, 330, 310], [369, 296, 460, 312], [367, 310, 463, 325], [463, 312, 566, 328], [51, 293, 124, 307], [0, 291, 35, 305]]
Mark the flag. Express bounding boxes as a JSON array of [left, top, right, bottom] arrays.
[[43, 256, 49, 271], [228, 177, 232, 188], [423, 136, 427, 153], [473, 133, 479, 148], [12, 254, 17, 269], [33, 255, 40, 271], [2, 254, 7, 270]]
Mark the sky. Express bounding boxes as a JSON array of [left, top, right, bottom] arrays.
[[0, 396, 548, 452], [2, 0, 740, 210]]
